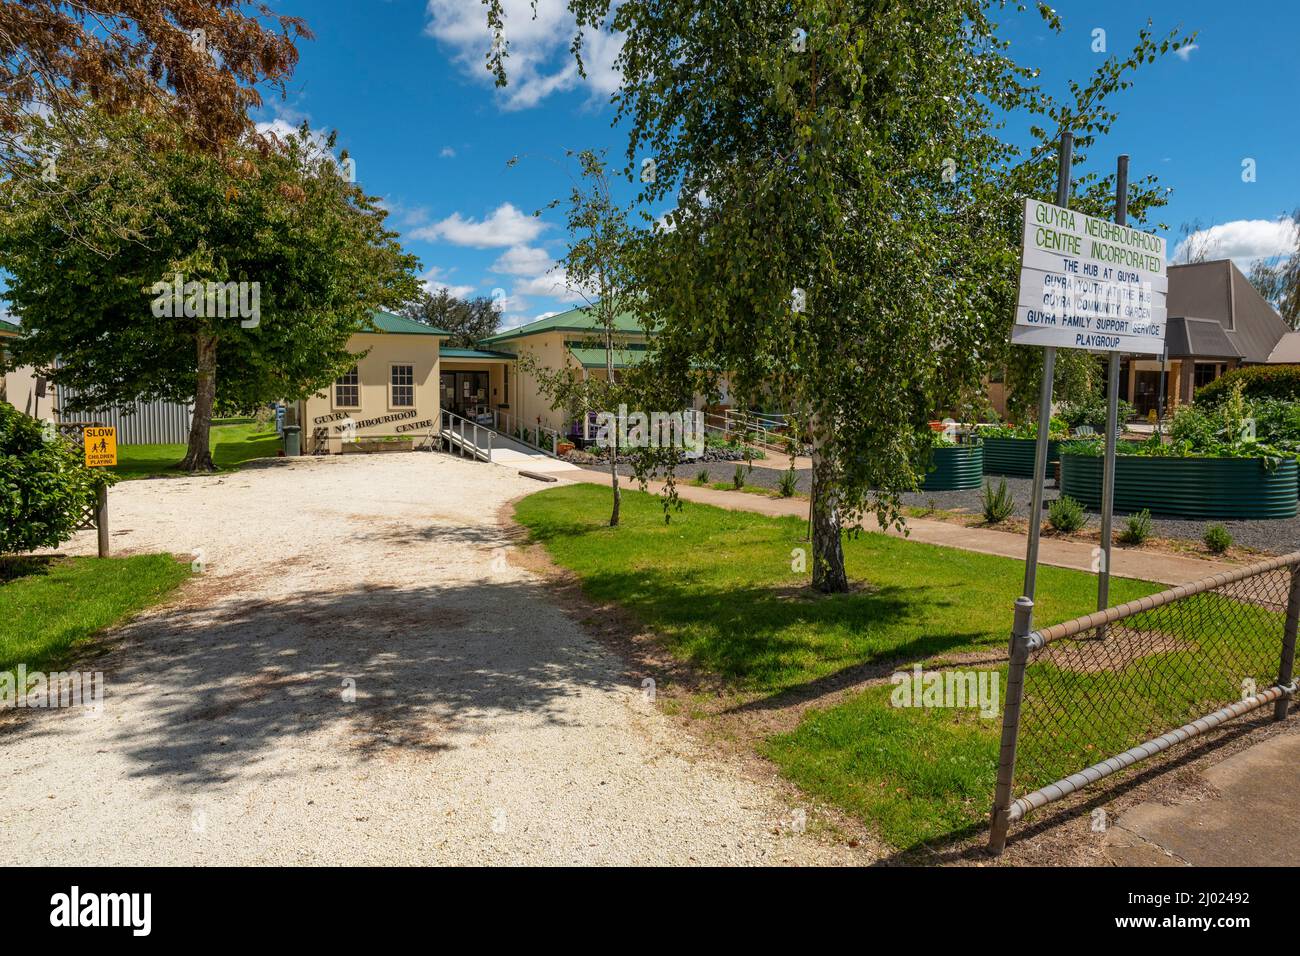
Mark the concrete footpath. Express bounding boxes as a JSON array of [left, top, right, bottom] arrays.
[[567, 469, 1234, 587], [1102, 730, 1300, 866]]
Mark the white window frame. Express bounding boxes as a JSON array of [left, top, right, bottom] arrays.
[[389, 363, 415, 410], [334, 365, 360, 410]]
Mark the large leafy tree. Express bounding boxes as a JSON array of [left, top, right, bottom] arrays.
[[485, 0, 1185, 592], [402, 289, 501, 347], [0, 111, 421, 471]]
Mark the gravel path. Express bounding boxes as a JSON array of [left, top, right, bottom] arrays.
[[0, 453, 864, 865]]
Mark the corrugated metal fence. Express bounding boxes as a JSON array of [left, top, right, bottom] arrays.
[[55, 385, 193, 445]]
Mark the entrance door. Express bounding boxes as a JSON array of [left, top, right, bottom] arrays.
[[440, 371, 489, 418], [1134, 370, 1161, 417]]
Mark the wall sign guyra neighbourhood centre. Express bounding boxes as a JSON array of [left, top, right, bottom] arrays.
[[1012, 197, 1168, 355]]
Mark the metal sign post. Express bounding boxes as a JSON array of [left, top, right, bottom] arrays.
[[1022, 132, 1074, 607], [1013, 144, 1168, 619], [1096, 156, 1129, 623]]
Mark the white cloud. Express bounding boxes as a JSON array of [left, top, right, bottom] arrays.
[[514, 267, 573, 298], [410, 203, 548, 248], [378, 197, 431, 229], [1174, 43, 1199, 62], [1173, 218, 1299, 266], [440, 146, 456, 158], [514, 266, 600, 302], [420, 267, 476, 300], [255, 117, 331, 156], [500, 309, 559, 332], [490, 244, 554, 276], [424, 0, 623, 110]]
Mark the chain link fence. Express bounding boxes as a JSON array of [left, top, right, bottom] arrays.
[[989, 552, 1300, 853]]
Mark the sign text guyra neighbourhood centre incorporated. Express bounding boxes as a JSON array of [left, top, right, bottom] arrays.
[[1011, 197, 1168, 355]]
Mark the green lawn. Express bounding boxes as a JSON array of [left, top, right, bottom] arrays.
[[110, 417, 280, 479], [516, 484, 1161, 695], [0, 554, 191, 678], [514, 485, 1281, 849]]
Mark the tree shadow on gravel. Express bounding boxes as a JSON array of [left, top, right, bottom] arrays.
[[0, 577, 624, 788]]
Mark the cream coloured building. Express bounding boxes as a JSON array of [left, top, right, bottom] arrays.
[[296, 310, 450, 454], [296, 305, 720, 454], [0, 318, 54, 423]]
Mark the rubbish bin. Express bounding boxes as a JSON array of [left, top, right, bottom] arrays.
[[282, 424, 301, 457]]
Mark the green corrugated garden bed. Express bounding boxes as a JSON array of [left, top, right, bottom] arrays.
[[983, 436, 1060, 479], [1061, 453, 1298, 519], [920, 444, 983, 491]]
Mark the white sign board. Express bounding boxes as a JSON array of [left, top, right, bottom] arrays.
[[1012, 198, 1167, 355]]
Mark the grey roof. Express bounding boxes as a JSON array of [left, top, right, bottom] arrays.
[[1166, 259, 1290, 363], [1164, 316, 1241, 360], [1267, 331, 1300, 364]]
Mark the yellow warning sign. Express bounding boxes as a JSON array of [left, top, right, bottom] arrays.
[[83, 427, 117, 467]]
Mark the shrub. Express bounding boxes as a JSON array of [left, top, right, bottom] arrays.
[[694, 468, 710, 486], [1058, 394, 1137, 432], [1204, 523, 1233, 554], [1047, 495, 1086, 534], [777, 468, 799, 497], [1196, 364, 1300, 407], [1118, 509, 1153, 545], [732, 464, 747, 490], [980, 479, 1015, 524], [0, 404, 108, 555], [978, 417, 1068, 440]]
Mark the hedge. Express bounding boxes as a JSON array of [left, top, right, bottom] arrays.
[[1195, 364, 1300, 406], [0, 402, 109, 555]]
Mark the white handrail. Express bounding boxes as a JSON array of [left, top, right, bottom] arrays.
[[440, 408, 493, 463]]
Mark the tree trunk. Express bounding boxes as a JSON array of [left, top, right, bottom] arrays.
[[606, 338, 620, 527], [608, 442, 621, 526], [181, 331, 218, 473], [810, 437, 848, 593]]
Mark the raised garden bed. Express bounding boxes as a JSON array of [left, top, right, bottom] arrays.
[[1060, 453, 1299, 520], [921, 443, 983, 491], [983, 436, 1061, 479], [341, 437, 413, 454]]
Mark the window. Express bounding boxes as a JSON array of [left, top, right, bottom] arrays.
[[1194, 362, 1220, 389], [335, 366, 360, 408], [502, 366, 509, 404], [390, 364, 414, 408]]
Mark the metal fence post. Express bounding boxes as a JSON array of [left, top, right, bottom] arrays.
[[988, 596, 1034, 855], [1276, 566, 1300, 720]]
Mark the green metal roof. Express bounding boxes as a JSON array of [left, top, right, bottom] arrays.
[[480, 305, 647, 345], [0, 318, 19, 336], [365, 309, 450, 336], [440, 347, 517, 359], [568, 346, 650, 370]]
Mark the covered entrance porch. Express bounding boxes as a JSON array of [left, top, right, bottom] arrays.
[[438, 349, 515, 426]]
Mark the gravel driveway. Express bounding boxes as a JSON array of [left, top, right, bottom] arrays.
[[0, 453, 864, 865]]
